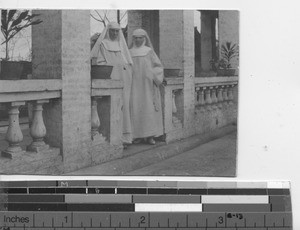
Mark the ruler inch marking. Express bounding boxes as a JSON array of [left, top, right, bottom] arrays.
[[186, 214, 188, 227], [71, 211, 73, 228]]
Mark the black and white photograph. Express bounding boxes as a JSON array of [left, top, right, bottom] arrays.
[[0, 9, 239, 176]]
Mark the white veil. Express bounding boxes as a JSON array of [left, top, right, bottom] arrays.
[[91, 22, 133, 65]]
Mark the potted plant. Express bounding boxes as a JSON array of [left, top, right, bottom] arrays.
[[0, 9, 42, 80], [210, 41, 238, 76]]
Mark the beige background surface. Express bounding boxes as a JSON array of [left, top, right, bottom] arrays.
[[1, 0, 300, 227]]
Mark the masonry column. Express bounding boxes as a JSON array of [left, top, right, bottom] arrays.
[[127, 10, 143, 47], [200, 11, 213, 72], [159, 10, 195, 138], [182, 10, 195, 137], [159, 10, 184, 70], [32, 10, 92, 172]]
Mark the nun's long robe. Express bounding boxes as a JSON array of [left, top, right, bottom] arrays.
[[130, 48, 164, 139], [96, 42, 133, 143]]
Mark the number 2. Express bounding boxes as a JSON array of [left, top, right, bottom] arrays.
[[140, 216, 146, 224]]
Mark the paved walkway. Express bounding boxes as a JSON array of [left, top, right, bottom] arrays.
[[68, 128, 237, 177], [126, 132, 236, 176]]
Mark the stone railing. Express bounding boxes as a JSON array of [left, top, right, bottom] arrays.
[[91, 79, 123, 144], [161, 77, 184, 142], [0, 79, 61, 158], [194, 76, 238, 111]]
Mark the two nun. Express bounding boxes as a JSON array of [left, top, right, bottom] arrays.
[[91, 22, 164, 147]]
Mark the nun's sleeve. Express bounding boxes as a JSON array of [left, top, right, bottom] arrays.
[[150, 50, 164, 86]]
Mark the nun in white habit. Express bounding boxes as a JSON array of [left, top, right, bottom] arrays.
[[129, 29, 164, 145], [91, 22, 133, 146]]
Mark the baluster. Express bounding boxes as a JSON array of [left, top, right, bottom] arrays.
[[211, 87, 218, 109], [223, 86, 229, 104], [228, 85, 235, 104], [195, 87, 200, 104], [205, 87, 212, 110], [27, 100, 49, 152], [172, 90, 177, 114], [91, 97, 101, 137], [217, 87, 224, 108], [199, 88, 205, 106], [1, 102, 25, 158]]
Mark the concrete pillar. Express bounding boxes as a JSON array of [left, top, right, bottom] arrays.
[[218, 11, 239, 69], [200, 11, 213, 72], [159, 10, 195, 138], [127, 10, 143, 47], [159, 10, 184, 69], [182, 10, 195, 137], [32, 10, 92, 172]]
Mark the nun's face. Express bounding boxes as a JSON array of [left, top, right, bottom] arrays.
[[109, 29, 119, 41], [133, 36, 145, 47]]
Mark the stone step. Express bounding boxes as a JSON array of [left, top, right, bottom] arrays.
[[66, 125, 237, 175]]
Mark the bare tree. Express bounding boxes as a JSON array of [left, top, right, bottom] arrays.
[[90, 10, 127, 27]]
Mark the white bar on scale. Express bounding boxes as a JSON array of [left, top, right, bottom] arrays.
[[201, 195, 269, 204], [135, 203, 202, 212]]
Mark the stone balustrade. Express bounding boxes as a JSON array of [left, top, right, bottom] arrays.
[[91, 79, 123, 145], [194, 76, 238, 110], [0, 79, 62, 159], [1, 99, 51, 158], [161, 77, 184, 142]]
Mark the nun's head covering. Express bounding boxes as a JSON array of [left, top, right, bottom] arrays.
[[130, 28, 157, 57], [130, 28, 154, 50], [91, 22, 133, 65]]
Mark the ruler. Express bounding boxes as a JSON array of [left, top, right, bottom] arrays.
[[0, 180, 293, 230]]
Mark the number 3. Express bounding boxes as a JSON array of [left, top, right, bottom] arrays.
[[218, 216, 224, 224]]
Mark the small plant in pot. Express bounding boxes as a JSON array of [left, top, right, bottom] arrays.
[[0, 9, 42, 80], [211, 41, 238, 76]]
